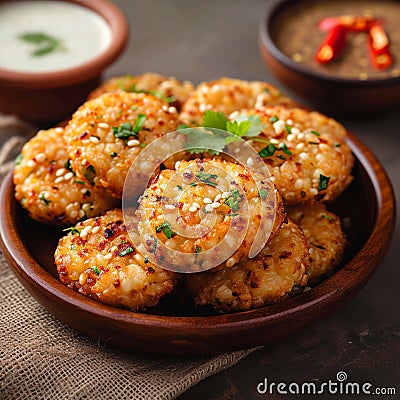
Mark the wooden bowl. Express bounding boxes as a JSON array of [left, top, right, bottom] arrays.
[[0, 132, 395, 356], [0, 0, 128, 124], [259, 0, 400, 116]]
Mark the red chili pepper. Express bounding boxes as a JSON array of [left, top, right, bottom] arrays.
[[368, 23, 392, 70], [315, 25, 347, 64], [319, 15, 379, 32]]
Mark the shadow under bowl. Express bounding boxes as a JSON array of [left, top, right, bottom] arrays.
[[0, 132, 396, 356], [0, 0, 128, 124], [259, 0, 400, 116]]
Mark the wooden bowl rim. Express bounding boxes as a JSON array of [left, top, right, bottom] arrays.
[[0, 131, 396, 335]]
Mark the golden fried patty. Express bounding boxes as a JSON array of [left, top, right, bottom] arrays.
[[13, 127, 118, 225], [184, 219, 309, 312], [287, 204, 346, 283], [65, 92, 179, 198], [179, 77, 295, 125], [136, 158, 285, 272], [55, 209, 177, 311], [235, 106, 354, 205], [87, 72, 194, 110]]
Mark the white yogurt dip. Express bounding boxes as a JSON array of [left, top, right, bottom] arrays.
[[0, 1, 112, 73]]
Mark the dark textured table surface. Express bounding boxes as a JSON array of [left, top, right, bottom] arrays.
[[1, 0, 396, 398], [109, 1, 399, 398]]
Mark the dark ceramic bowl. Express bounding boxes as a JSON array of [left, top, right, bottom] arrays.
[[0, 132, 395, 356], [0, 0, 128, 124], [259, 0, 400, 116]]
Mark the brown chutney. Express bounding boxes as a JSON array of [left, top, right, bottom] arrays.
[[270, 0, 400, 80]]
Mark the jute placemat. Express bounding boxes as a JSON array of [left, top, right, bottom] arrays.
[[0, 118, 257, 400]]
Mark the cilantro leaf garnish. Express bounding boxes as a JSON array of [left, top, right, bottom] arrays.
[[112, 115, 146, 140], [202, 110, 229, 130], [224, 189, 242, 212], [322, 214, 334, 221], [195, 246, 202, 253], [119, 246, 134, 257], [15, 154, 23, 166], [64, 159, 73, 172], [19, 32, 64, 57], [259, 188, 268, 200], [279, 143, 292, 155], [63, 227, 80, 235], [92, 266, 101, 275], [182, 128, 227, 155], [259, 143, 276, 157], [83, 165, 96, 186], [269, 116, 279, 123], [318, 174, 330, 192], [39, 193, 51, 206], [311, 130, 321, 136], [195, 172, 218, 187], [155, 222, 177, 239]]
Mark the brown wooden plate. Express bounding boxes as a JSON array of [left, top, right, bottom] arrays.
[[0, 132, 395, 356]]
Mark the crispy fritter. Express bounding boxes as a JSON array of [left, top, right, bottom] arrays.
[[287, 204, 346, 283], [236, 106, 354, 205], [13, 127, 118, 225], [184, 220, 309, 312], [136, 158, 285, 272], [55, 209, 177, 311], [179, 77, 295, 124], [65, 92, 179, 198], [87, 72, 194, 110]]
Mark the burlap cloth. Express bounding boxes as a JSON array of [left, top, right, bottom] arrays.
[[0, 116, 257, 400]]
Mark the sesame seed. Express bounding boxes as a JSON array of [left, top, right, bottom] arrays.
[[287, 134, 295, 142], [226, 257, 236, 268], [199, 103, 207, 112], [90, 136, 100, 144], [78, 210, 85, 219], [203, 197, 212, 204], [92, 226, 100, 234], [211, 202, 220, 209], [175, 161, 181, 170], [189, 205, 197, 213], [270, 138, 279, 144], [193, 201, 201, 209], [299, 152, 309, 159], [168, 106, 177, 114], [157, 215, 164, 220], [104, 253, 112, 260], [286, 119, 293, 126], [98, 122, 109, 129], [182, 203, 190, 212], [78, 273, 87, 286], [205, 204, 214, 212], [81, 158, 87, 166], [164, 204, 175, 210], [214, 194, 222, 202], [64, 172, 74, 180], [111, 246, 118, 252], [221, 191, 230, 199], [310, 188, 318, 195], [55, 127, 64, 133], [69, 210, 78, 219], [291, 127, 300, 135], [134, 253, 142, 262], [162, 105, 169, 111], [80, 188, 87, 194], [56, 168, 66, 177], [246, 157, 254, 167], [54, 176, 64, 184], [35, 153, 46, 163], [27, 160, 36, 167], [234, 148, 240, 154], [127, 139, 140, 147]]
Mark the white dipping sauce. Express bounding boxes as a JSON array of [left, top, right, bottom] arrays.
[[0, 1, 112, 73]]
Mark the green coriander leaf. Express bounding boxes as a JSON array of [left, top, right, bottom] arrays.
[[132, 113, 147, 133], [285, 124, 292, 134], [269, 116, 279, 123], [183, 128, 227, 155], [63, 227, 80, 235], [202, 110, 229, 130], [110, 152, 118, 158], [309, 141, 319, 145], [277, 155, 286, 160], [39, 193, 51, 206], [139, 142, 147, 148], [311, 130, 321, 136], [318, 174, 330, 192], [195, 246, 202, 253], [83, 165, 96, 185], [334, 143, 341, 147], [177, 185, 183, 191], [279, 143, 292, 155], [113, 122, 135, 139], [224, 189, 242, 212], [259, 189, 268, 200], [262, 88, 270, 93], [64, 159, 73, 172], [73, 179, 86, 185], [195, 172, 218, 187], [225, 213, 240, 217], [259, 143, 276, 157], [155, 222, 176, 239], [15, 154, 23, 166], [177, 123, 190, 130], [226, 120, 251, 137], [119, 246, 134, 257], [230, 114, 265, 138], [322, 214, 334, 221], [92, 266, 101, 275], [70, 244, 77, 251]]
